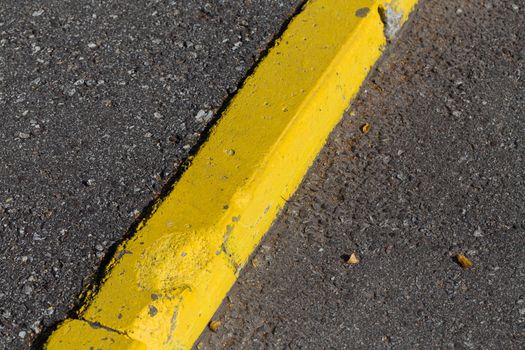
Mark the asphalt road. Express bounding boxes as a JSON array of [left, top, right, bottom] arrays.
[[0, 1, 302, 348], [198, 0, 525, 349]]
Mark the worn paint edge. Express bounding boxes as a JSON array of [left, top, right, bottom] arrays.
[[43, 0, 418, 349]]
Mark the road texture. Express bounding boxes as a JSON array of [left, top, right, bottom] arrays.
[[0, 1, 302, 348], [198, 0, 525, 349]]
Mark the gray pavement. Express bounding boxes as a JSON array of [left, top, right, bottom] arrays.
[[198, 0, 525, 349], [0, 1, 302, 348]]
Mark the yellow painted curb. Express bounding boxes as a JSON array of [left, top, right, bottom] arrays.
[[45, 0, 418, 349]]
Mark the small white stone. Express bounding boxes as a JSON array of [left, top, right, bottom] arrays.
[[232, 41, 242, 51], [18, 331, 27, 339], [30, 77, 41, 85], [22, 284, 33, 295], [32, 9, 44, 17], [87, 42, 97, 49], [33, 233, 44, 241], [31, 321, 42, 333], [195, 109, 213, 123], [153, 112, 163, 119], [64, 87, 76, 96], [474, 227, 483, 237]]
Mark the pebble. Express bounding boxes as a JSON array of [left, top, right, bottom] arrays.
[[18, 331, 26, 339], [473, 227, 483, 237], [232, 41, 242, 51], [22, 285, 33, 295], [31, 321, 42, 333], [32, 9, 44, 17], [33, 233, 45, 241], [63, 87, 76, 97], [18, 132, 30, 139], [154, 112, 163, 119], [195, 110, 213, 123]]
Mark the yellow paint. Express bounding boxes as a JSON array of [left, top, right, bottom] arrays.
[[45, 319, 147, 350], [45, 0, 418, 349]]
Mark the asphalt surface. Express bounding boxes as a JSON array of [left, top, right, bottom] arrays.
[[0, 1, 303, 348], [197, 1, 525, 349]]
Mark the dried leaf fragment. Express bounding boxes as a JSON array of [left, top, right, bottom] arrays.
[[346, 252, 360, 265], [209, 320, 221, 332], [456, 254, 473, 269], [360, 123, 371, 134]]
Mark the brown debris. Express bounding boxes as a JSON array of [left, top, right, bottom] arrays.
[[456, 254, 473, 269], [209, 320, 221, 332], [360, 123, 371, 134], [346, 252, 360, 265]]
